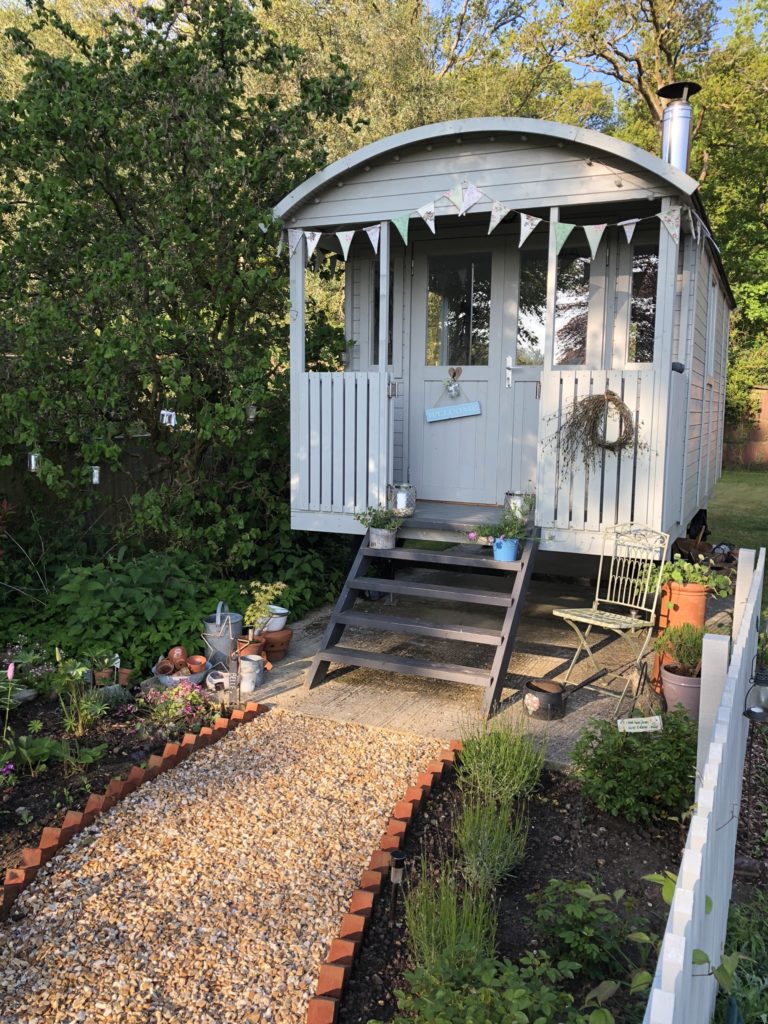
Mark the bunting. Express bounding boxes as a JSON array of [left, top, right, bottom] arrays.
[[488, 201, 512, 235], [392, 215, 410, 245], [459, 182, 484, 216], [554, 222, 576, 254], [365, 224, 380, 254], [443, 183, 464, 211], [618, 218, 640, 244], [305, 231, 322, 261], [518, 214, 541, 248], [417, 201, 436, 233], [336, 230, 355, 259], [583, 223, 607, 260], [657, 206, 681, 245]]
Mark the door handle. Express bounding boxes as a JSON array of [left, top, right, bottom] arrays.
[[505, 355, 513, 389]]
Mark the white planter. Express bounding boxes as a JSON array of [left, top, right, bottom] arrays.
[[369, 527, 397, 549], [263, 605, 289, 632]]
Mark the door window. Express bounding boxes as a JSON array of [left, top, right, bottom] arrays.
[[516, 251, 546, 365], [627, 244, 658, 363], [426, 253, 491, 366], [554, 245, 591, 365]]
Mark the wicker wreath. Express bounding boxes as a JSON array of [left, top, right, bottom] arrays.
[[592, 390, 635, 453], [555, 389, 636, 471]]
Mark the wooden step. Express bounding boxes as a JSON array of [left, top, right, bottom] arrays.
[[336, 611, 503, 645], [348, 576, 511, 606], [360, 545, 523, 571], [318, 645, 490, 686]]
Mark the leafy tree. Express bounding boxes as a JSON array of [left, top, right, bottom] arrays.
[[0, 0, 353, 581]]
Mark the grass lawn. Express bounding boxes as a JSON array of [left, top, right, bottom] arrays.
[[708, 468, 768, 613]]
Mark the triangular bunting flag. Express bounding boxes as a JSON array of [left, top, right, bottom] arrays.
[[392, 215, 410, 245], [443, 184, 464, 211], [583, 223, 606, 260], [459, 182, 483, 216], [305, 231, 322, 260], [554, 222, 576, 254], [417, 201, 436, 234], [276, 234, 285, 258], [518, 214, 541, 248], [657, 206, 681, 245], [488, 201, 512, 235], [618, 218, 640, 244], [337, 230, 355, 259], [365, 224, 380, 254], [288, 228, 303, 256]]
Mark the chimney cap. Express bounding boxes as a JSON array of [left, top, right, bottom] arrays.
[[657, 81, 701, 102]]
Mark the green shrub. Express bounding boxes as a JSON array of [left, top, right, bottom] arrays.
[[386, 951, 587, 1024], [526, 879, 653, 985], [455, 797, 528, 892], [570, 709, 697, 822], [403, 859, 497, 973], [458, 717, 544, 803], [715, 888, 768, 1023]]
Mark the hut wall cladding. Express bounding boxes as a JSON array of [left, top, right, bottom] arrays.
[[293, 137, 674, 227], [723, 388, 768, 468]]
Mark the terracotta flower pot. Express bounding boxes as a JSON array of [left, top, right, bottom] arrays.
[[93, 668, 113, 686], [236, 635, 267, 658], [261, 627, 293, 663], [657, 582, 708, 631], [117, 667, 134, 686]]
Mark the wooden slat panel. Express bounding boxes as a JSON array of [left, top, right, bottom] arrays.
[[319, 646, 490, 686], [375, 372, 389, 508], [568, 372, 590, 532], [599, 369, 623, 527], [297, 372, 310, 510], [343, 373, 357, 511], [536, 373, 561, 530], [308, 372, 322, 511], [332, 373, 344, 512], [355, 374, 369, 512], [366, 371, 379, 508], [555, 374, 576, 531], [584, 372, 606, 533], [360, 545, 522, 571], [320, 373, 333, 512], [335, 611, 503, 645], [348, 576, 512, 606]]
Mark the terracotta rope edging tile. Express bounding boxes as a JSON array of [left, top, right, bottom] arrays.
[[0, 701, 270, 921], [305, 739, 462, 1024]]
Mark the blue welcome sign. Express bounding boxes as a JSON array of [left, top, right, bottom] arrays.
[[425, 401, 482, 423]]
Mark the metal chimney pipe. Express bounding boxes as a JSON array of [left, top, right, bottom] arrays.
[[657, 82, 701, 173]]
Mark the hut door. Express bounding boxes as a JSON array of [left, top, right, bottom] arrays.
[[408, 245, 504, 503]]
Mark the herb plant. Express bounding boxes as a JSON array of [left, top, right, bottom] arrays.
[[654, 624, 705, 676], [570, 709, 697, 822], [138, 681, 218, 733], [467, 506, 528, 543], [650, 553, 734, 599], [354, 506, 401, 531], [52, 660, 107, 737], [454, 797, 528, 892], [457, 717, 544, 803]]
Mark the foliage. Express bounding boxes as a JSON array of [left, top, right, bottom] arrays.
[[758, 631, 768, 672], [650, 553, 734, 599], [526, 879, 653, 985], [138, 681, 218, 732], [570, 709, 697, 822], [403, 858, 497, 974], [242, 581, 288, 630], [468, 505, 529, 542], [0, 0, 355, 577], [654, 623, 705, 676], [715, 887, 768, 1023], [354, 506, 401, 532], [457, 717, 544, 803], [455, 796, 528, 892], [386, 950, 592, 1024], [51, 659, 108, 737], [0, 731, 105, 776]]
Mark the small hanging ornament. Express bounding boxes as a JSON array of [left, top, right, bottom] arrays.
[[160, 409, 177, 427], [28, 452, 40, 473], [91, 465, 101, 485], [246, 403, 258, 424]]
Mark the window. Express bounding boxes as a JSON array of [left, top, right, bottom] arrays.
[[554, 247, 591, 365], [426, 253, 491, 366], [628, 245, 658, 363], [516, 251, 546, 365]]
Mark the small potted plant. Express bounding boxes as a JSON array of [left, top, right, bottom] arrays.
[[654, 623, 705, 719], [467, 506, 527, 562], [241, 581, 288, 648], [354, 505, 401, 549], [650, 553, 733, 630]]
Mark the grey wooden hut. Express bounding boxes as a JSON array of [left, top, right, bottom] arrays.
[[275, 98, 734, 710]]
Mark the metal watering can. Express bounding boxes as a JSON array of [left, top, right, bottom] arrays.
[[202, 601, 243, 671]]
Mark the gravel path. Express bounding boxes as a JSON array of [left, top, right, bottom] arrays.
[[0, 710, 439, 1024]]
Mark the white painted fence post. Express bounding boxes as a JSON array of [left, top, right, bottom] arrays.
[[696, 633, 731, 793], [733, 548, 756, 637]]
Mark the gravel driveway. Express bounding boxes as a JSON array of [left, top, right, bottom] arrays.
[[0, 710, 439, 1024]]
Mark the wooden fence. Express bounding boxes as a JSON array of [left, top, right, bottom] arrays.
[[293, 371, 390, 514], [644, 547, 766, 1023]]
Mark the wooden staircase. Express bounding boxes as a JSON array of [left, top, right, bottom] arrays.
[[305, 532, 538, 716]]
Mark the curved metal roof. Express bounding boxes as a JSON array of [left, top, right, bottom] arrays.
[[274, 116, 699, 220]]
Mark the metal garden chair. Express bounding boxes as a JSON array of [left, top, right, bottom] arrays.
[[552, 524, 670, 703]]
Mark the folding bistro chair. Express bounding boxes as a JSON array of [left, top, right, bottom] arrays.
[[552, 524, 669, 706]]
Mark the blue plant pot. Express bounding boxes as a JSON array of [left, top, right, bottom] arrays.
[[493, 538, 520, 562]]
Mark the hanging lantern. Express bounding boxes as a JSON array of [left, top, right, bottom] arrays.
[[27, 452, 40, 473], [246, 404, 257, 424], [91, 465, 101, 485]]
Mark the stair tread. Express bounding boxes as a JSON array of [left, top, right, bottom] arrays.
[[319, 645, 490, 686], [348, 576, 511, 606], [361, 545, 523, 571], [336, 611, 503, 645]]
